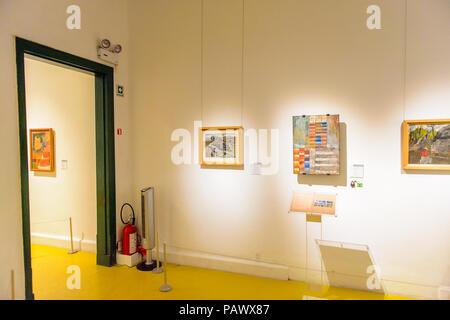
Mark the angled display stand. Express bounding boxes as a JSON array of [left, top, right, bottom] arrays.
[[288, 192, 337, 297], [289, 191, 337, 222], [315, 239, 385, 294]]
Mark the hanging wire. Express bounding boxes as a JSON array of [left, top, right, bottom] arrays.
[[200, 0, 205, 124], [241, 0, 246, 126], [402, 0, 408, 121]]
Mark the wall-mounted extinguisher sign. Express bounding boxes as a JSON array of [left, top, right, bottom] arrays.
[[120, 203, 137, 255]]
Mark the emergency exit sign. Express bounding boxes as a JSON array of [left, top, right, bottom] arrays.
[[117, 85, 124, 96]]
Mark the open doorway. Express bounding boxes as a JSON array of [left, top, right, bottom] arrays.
[[25, 55, 97, 297], [16, 38, 116, 299]]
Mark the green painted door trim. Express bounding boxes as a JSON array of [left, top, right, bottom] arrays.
[[15, 37, 116, 300]]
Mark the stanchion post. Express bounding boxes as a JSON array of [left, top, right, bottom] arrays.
[[159, 243, 172, 292], [68, 217, 79, 254], [153, 232, 163, 273], [11, 270, 15, 300]]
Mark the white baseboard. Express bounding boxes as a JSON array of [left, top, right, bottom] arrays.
[[383, 279, 442, 300], [160, 246, 289, 281], [31, 232, 96, 253]]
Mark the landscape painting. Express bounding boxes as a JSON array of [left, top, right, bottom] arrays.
[[200, 127, 243, 166], [29, 128, 54, 172], [293, 115, 340, 175], [403, 120, 450, 170]]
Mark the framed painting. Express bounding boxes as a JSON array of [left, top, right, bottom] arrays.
[[402, 119, 450, 170], [199, 126, 243, 166], [293, 114, 340, 175], [29, 128, 54, 172]]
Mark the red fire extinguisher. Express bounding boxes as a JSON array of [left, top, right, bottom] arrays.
[[120, 203, 137, 255]]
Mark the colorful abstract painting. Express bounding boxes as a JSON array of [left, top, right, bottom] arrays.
[[293, 115, 339, 175], [403, 120, 450, 170], [30, 128, 54, 172]]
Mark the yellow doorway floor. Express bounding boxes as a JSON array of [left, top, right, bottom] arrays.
[[31, 244, 411, 300]]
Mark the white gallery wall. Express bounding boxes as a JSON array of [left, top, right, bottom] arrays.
[[0, 0, 132, 299], [128, 0, 450, 299], [25, 57, 97, 252], [0, 0, 448, 300]]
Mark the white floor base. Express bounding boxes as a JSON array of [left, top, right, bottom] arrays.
[[116, 251, 144, 267]]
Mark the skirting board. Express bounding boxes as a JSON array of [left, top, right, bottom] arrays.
[[155, 246, 442, 300], [156, 246, 289, 281], [31, 232, 96, 253], [383, 280, 444, 300]]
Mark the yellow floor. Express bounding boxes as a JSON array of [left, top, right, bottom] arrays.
[[31, 244, 412, 300]]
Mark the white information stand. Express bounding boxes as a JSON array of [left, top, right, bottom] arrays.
[[288, 192, 337, 298]]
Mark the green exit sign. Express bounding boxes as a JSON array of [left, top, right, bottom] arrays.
[[117, 85, 124, 96]]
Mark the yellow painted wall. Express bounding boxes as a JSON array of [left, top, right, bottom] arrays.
[[25, 57, 97, 250]]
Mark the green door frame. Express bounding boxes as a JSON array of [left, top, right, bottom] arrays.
[[15, 37, 116, 300]]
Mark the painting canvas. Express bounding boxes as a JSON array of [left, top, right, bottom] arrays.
[[200, 127, 243, 166], [293, 115, 340, 175], [29, 128, 54, 172], [403, 120, 450, 170]]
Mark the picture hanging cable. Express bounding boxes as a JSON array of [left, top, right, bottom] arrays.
[[402, 0, 408, 121], [240, 0, 246, 127], [200, 0, 205, 123]]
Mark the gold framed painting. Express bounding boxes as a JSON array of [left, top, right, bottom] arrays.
[[402, 119, 450, 170], [29, 128, 54, 172], [199, 126, 243, 166]]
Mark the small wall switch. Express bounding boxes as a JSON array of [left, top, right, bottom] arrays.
[[61, 160, 68, 169]]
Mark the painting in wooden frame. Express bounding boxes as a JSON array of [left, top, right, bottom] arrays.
[[29, 128, 54, 172], [402, 119, 450, 171], [199, 126, 243, 166]]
